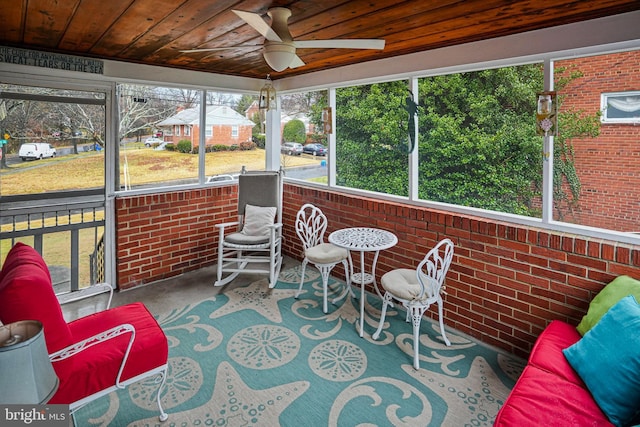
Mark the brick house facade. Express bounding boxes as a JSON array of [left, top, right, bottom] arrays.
[[158, 105, 255, 149], [558, 50, 640, 232]]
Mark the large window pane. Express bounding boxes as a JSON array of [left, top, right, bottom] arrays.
[[0, 82, 106, 291], [118, 84, 200, 190], [280, 90, 329, 183], [117, 85, 263, 190], [0, 83, 105, 195], [336, 81, 409, 196], [417, 66, 543, 216], [554, 50, 640, 233]]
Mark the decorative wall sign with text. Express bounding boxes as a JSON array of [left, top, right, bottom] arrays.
[[0, 46, 104, 74]]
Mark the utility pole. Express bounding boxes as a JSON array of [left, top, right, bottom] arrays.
[[0, 130, 8, 169]]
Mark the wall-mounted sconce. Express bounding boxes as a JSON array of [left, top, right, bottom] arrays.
[[259, 75, 277, 111], [536, 91, 557, 136]]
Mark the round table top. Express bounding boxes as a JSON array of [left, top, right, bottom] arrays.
[[328, 227, 398, 251]]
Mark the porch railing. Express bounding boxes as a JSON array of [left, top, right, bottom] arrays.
[[0, 191, 105, 294]]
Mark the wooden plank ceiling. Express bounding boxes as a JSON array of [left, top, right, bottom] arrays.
[[0, 0, 638, 80]]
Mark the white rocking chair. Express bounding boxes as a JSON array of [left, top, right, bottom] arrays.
[[214, 168, 283, 288], [294, 203, 350, 313], [372, 238, 454, 370]]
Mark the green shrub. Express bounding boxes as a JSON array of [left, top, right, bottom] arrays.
[[164, 143, 176, 151], [253, 134, 266, 149], [176, 139, 192, 153], [211, 144, 228, 152], [239, 141, 256, 150], [229, 144, 239, 151], [283, 119, 306, 143]]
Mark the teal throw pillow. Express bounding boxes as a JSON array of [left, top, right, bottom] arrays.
[[576, 275, 640, 335], [563, 295, 640, 427]]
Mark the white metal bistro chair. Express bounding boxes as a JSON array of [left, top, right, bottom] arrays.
[[214, 168, 284, 288], [372, 238, 454, 370], [295, 204, 350, 313]]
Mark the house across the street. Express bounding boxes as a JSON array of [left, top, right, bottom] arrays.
[[157, 105, 255, 150]]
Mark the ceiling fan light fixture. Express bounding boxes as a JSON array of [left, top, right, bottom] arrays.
[[263, 42, 295, 72]]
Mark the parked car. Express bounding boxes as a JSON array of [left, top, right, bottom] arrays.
[[281, 142, 303, 155], [18, 143, 56, 161], [302, 143, 327, 156], [207, 174, 236, 183], [144, 137, 163, 147]]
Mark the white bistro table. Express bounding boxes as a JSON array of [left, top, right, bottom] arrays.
[[328, 227, 398, 337]]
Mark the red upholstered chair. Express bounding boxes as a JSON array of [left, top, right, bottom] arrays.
[[0, 243, 169, 421]]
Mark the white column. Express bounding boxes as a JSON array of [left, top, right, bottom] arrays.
[[409, 77, 419, 201], [264, 106, 281, 171], [328, 88, 336, 187], [541, 58, 554, 223]]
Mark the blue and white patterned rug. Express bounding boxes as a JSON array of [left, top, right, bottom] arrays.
[[74, 266, 524, 426]]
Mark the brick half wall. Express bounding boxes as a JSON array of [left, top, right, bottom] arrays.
[[115, 185, 237, 290], [281, 183, 640, 359], [114, 183, 640, 358]]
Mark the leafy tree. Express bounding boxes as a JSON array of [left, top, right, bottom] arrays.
[[282, 119, 306, 143], [336, 81, 409, 196], [417, 66, 542, 215], [335, 65, 598, 217]]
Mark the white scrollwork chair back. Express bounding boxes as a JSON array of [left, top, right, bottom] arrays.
[[295, 204, 350, 313], [373, 238, 455, 370]]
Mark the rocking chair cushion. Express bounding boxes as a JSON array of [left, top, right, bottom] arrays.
[[0, 243, 73, 354], [49, 302, 168, 405], [241, 204, 276, 237], [305, 243, 348, 264], [225, 232, 271, 246]]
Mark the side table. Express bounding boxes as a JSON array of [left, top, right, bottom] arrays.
[[328, 227, 398, 337]]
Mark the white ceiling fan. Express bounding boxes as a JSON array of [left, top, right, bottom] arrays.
[[181, 7, 385, 72]]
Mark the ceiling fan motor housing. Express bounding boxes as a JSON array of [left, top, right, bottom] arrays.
[[263, 41, 296, 72]]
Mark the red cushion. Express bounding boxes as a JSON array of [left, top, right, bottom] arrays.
[[495, 365, 613, 426], [0, 242, 51, 285], [527, 320, 584, 386], [49, 302, 168, 405], [0, 243, 72, 353]]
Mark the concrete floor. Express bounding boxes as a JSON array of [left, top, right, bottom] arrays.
[[61, 255, 299, 321]]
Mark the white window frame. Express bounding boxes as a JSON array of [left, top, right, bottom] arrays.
[[205, 126, 213, 137], [175, 125, 181, 136], [231, 125, 238, 137], [601, 91, 640, 124]]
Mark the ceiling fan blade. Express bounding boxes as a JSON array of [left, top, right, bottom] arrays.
[[180, 44, 261, 53], [289, 55, 306, 69], [294, 39, 385, 50], [233, 10, 282, 42]]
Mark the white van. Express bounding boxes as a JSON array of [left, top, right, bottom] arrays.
[[19, 143, 57, 161]]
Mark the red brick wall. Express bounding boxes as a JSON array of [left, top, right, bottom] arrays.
[[558, 51, 640, 232], [281, 183, 640, 359], [115, 185, 237, 290], [115, 183, 640, 358]]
